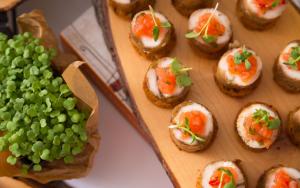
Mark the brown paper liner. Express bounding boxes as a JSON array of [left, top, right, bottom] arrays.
[[0, 0, 21, 11], [0, 10, 100, 183]]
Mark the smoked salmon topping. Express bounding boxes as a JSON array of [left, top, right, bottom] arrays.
[[133, 13, 162, 38], [282, 46, 300, 70], [185, 3, 223, 43], [179, 111, 207, 137], [195, 13, 225, 38], [155, 58, 192, 95], [156, 67, 176, 95], [209, 167, 238, 188], [227, 49, 258, 82], [244, 109, 280, 148], [254, 0, 286, 13], [272, 170, 299, 188]]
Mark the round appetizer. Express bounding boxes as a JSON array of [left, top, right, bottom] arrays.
[[143, 57, 192, 108], [185, 3, 232, 56], [109, 0, 155, 19], [197, 160, 247, 188], [168, 101, 217, 152], [236, 103, 281, 150], [274, 40, 300, 92], [257, 166, 300, 188], [130, 6, 176, 60], [287, 106, 300, 147], [215, 46, 263, 97], [237, 0, 288, 30], [172, 0, 214, 17]]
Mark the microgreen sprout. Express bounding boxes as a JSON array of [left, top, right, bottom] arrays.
[[169, 117, 205, 144], [185, 3, 219, 44], [148, 5, 171, 41], [233, 46, 253, 71], [170, 58, 192, 87], [218, 168, 236, 188], [253, 109, 281, 130], [283, 46, 300, 70], [0, 32, 88, 172]]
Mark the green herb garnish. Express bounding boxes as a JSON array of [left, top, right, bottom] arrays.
[[271, 0, 280, 8], [170, 58, 192, 87], [283, 46, 300, 70], [218, 168, 236, 188], [202, 35, 217, 43], [169, 117, 205, 144], [185, 31, 200, 39], [152, 26, 160, 41], [233, 46, 253, 70], [161, 21, 172, 28], [245, 59, 251, 70], [149, 5, 171, 41], [0, 32, 88, 172], [253, 109, 281, 130], [185, 3, 219, 44]]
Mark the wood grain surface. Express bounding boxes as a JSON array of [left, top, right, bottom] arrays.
[[104, 0, 300, 187]]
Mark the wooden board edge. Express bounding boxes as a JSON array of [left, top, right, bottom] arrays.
[[92, 0, 180, 187], [290, 0, 300, 13]]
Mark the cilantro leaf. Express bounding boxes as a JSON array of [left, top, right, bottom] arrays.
[[291, 47, 300, 59], [268, 118, 281, 129], [185, 31, 200, 39], [253, 109, 281, 130], [233, 48, 253, 71], [283, 46, 300, 69], [170, 58, 192, 87], [219, 168, 236, 188], [283, 62, 298, 70], [272, 0, 280, 8], [224, 180, 236, 188], [234, 52, 243, 65], [245, 59, 251, 70], [176, 74, 192, 87], [219, 168, 233, 176], [202, 35, 216, 44], [184, 117, 190, 129], [153, 26, 160, 41], [170, 58, 182, 75], [161, 22, 171, 28]]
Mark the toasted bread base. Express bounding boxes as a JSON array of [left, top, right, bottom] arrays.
[[273, 57, 300, 92], [130, 22, 176, 60], [235, 102, 281, 151], [287, 106, 300, 147], [143, 62, 190, 108], [109, 0, 155, 19], [236, 0, 278, 30], [171, 0, 214, 17], [169, 101, 218, 152], [188, 35, 232, 59], [196, 160, 248, 188]]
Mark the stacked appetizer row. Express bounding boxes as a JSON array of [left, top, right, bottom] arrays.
[[142, 41, 300, 110], [110, 0, 288, 30], [197, 161, 300, 188], [110, 0, 288, 60], [117, 2, 297, 98], [169, 100, 300, 187], [166, 100, 300, 152]]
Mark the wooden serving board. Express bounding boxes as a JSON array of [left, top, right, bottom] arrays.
[[101, 1, 300, 187]]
